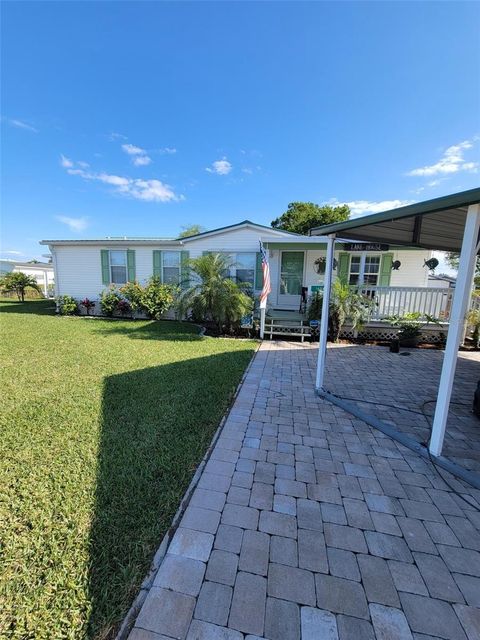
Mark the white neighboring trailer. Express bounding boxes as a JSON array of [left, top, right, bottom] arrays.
[[0, 259, 55, 297], [40, 219, 432, 312]]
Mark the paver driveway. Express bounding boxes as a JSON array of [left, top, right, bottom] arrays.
[[128, 341, 480, 640]]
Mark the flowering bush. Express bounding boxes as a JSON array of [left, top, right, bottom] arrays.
[[139, 277, 176, 320], [119, 282, 143, 316], [99, 287, 122, 316], [80, 298, 95, 315], [57, 295, 78, 316]]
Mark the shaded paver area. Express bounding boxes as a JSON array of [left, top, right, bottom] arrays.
[[129, 341, 480, 640], [324, 344, 480, 476]]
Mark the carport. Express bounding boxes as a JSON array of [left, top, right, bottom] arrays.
[[309, 188, 480, 478]]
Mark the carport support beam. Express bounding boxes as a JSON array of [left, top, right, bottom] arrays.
[[315, 234, 336, 390], [429, 203, 480, 457]]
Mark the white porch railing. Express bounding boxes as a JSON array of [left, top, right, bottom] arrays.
[[358, 286, 454, 321]]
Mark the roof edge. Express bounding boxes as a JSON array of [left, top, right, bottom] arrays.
[[309, 188, 480, 236]]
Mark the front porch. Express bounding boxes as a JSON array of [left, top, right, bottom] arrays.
[[261, 285, 472, 344]]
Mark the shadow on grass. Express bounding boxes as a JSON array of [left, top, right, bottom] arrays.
[[87, 349, 254, 639], [0, 299, 56, 315], [92, 319, 203, 342]]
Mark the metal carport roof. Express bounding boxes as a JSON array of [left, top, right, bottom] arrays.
[[309, 187, 480, 252]]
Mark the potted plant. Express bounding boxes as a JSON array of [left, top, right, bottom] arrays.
[[467, 308, 480, 349], [388, 312, 439, 347]]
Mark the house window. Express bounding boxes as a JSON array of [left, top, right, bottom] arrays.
[[234, 253, 256, 287], [110, 250, 127, 284], [221, 253, 256, 287], [363, 256, 381, 285], [348, 254, 381, 286], [348, 256, 362, 285], [163, 251, 181, 285]]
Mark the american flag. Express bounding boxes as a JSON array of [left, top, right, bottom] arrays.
[[259, 241, 271, 309]]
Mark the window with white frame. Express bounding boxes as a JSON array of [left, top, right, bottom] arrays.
[[348, 254, 381, 286], [225, 253, 256, 287], [163, 251, 181, 284], [109, 250, 127, 284]]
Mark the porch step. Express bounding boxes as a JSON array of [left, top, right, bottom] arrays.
[[264, 316, 311, 342]]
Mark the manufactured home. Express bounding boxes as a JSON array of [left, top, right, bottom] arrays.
[[41, 220, 445, 327]]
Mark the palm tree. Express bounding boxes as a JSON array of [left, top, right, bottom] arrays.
[[0, 272, 42, 302], [329, 280, 374, 341], [176, 253, 253, 332]]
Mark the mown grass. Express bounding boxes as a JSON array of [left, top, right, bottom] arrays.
[[0, 300, 256, 639]]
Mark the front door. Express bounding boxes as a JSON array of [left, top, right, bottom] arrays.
[[278, 251, 305, 307]]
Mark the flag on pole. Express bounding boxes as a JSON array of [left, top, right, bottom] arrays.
[[259, 241, 271, 309]]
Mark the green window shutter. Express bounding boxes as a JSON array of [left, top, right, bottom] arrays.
[[337, 252, 350, 283], [180, 251, 189, 289], [255, 252, 263, 289], [127, 249, 136, 282], [153, 250, 163, 281], [101, 250, 110, 286], [379, 253, 393, 286]]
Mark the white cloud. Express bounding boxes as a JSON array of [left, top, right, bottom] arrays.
[[64, 166, 181, 202], [122, 143, 145, 155], [329, 198, 414, 218], [60, 154, 74, 168], [132, 155, 152, 166], [8, 118, 38, 133], [108, 132, 127, 141], [1, 250, 24, 256], [206, 158, 232, 175], [407, 139, 479, 177], [122, 143, 152, 166], [56, 215, 89, 232], [159, 147, 177, 155]]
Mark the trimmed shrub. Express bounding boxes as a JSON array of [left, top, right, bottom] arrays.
[[57, 295, 78, 316], [119, 282, 143, 317], [99, 287, 122, 317], [139, 277, 176, 320]]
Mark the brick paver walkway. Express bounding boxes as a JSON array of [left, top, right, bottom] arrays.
[[128, 341, 480, 640], [324, 344, 480, 476]]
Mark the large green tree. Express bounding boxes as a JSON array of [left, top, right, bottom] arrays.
[[445, 252, 480, 287], [271, 202, 350, 235], [178, 224, 205, 238]]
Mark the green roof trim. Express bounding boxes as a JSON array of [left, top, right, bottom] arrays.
[[309, 188, 480, 237]]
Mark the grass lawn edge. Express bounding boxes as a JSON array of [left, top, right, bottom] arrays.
[[115, 338, 261, 640]]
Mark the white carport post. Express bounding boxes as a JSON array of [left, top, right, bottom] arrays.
[[429, 204, 480, 457], [315, 234, 336, 390]]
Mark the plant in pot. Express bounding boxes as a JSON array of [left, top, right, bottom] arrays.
[[467, 308, 480, 348], [388, 312, 439, 347]]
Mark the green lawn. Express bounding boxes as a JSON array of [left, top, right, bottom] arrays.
[[0, 300, 256, 639]]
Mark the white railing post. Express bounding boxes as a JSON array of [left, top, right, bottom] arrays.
[[429, 204, 480, 457], [315, 234, 336, 390]]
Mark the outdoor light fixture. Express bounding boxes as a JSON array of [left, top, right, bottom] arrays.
[[424, 257, 439, 271], [391, 260, 401, 270]]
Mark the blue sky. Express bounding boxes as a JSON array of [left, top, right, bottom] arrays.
[[2, 1, 479, 262]]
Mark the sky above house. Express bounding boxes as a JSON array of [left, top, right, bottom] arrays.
[[1, 1, 479, 267]]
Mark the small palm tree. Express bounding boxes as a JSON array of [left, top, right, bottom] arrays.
[[0, 271, 42, 302], [177, 253, 253, 332], [329, 280, 374, 342]]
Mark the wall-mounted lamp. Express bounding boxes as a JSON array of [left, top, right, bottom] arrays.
[[391, 260, 401, 271], [424, 257, 439, 272]]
